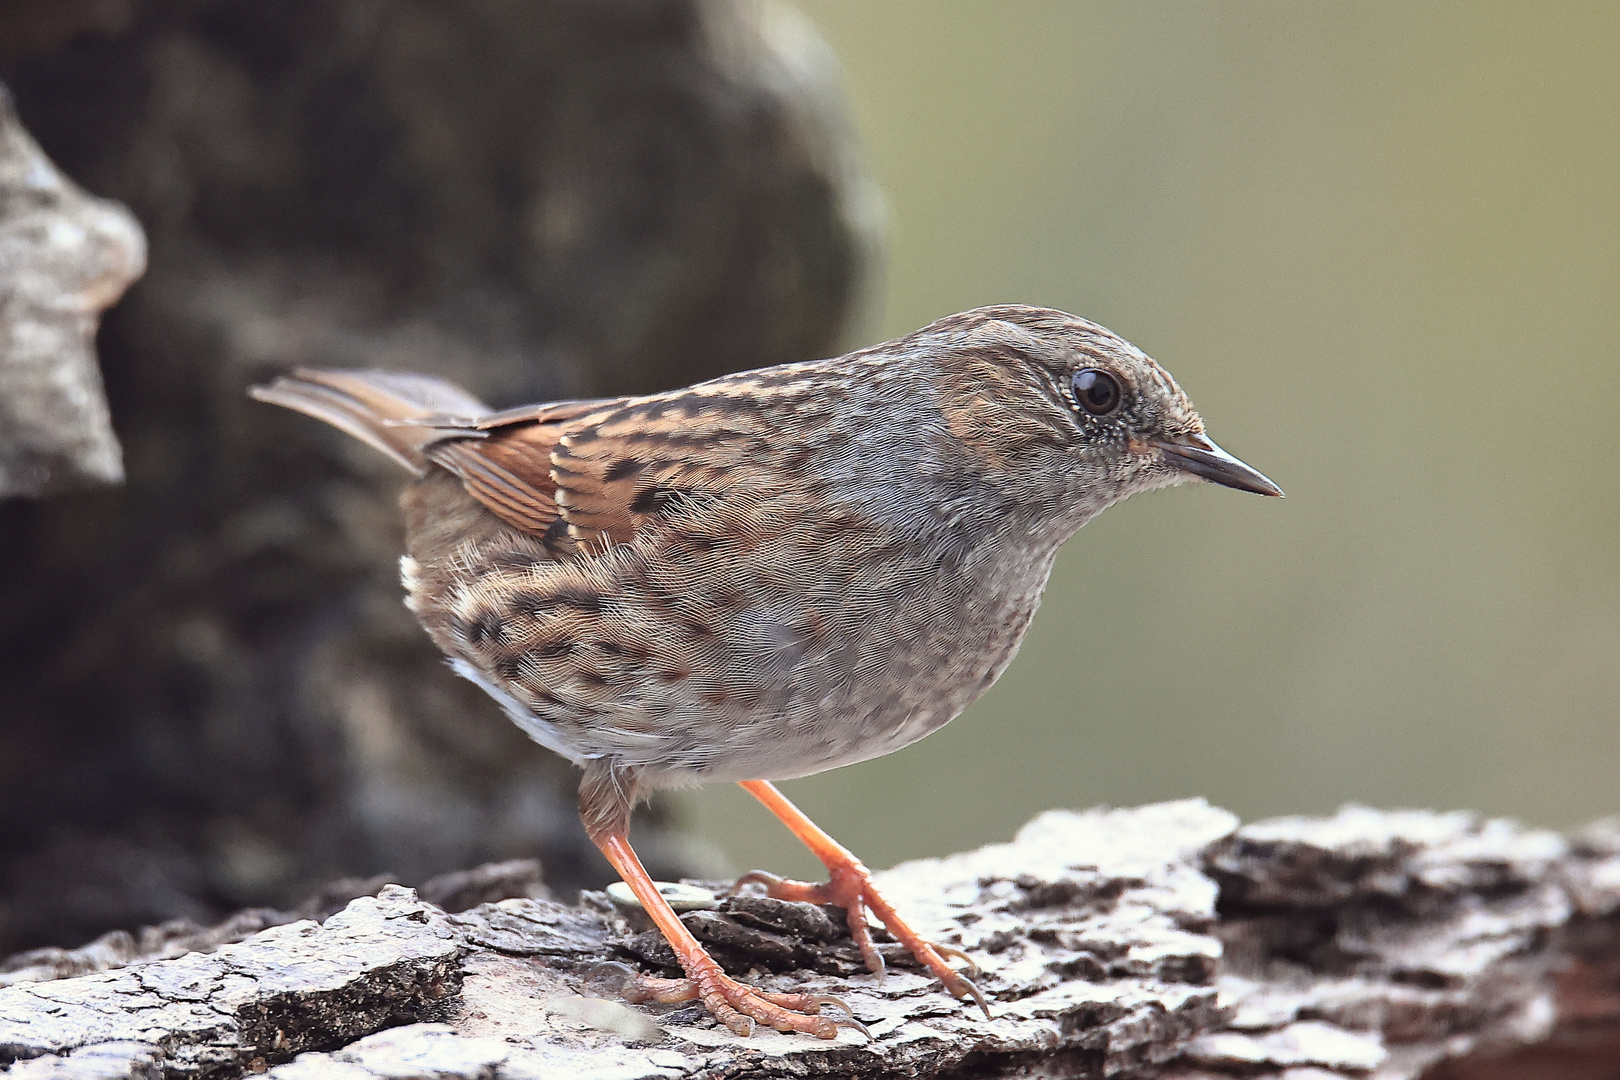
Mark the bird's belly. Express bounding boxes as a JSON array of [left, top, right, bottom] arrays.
[[634, 548, 1058, 787], [428, 526, 1059, 789]]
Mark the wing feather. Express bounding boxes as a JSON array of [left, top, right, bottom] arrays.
[[430, 384, 781, 549], [429, 442, 561, 537], [423, 399, 616, 543]]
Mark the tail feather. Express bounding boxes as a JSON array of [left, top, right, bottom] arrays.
[[250, 369, 493, 474]]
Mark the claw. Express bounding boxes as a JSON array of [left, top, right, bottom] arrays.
[[927, 941, 982, 979], [949, 972, 992, 1020], [797, 997, 869, 1040], [801, 993, 859, 1021], [752, 989, 871, 1039], [914, 939, 990, 1018]]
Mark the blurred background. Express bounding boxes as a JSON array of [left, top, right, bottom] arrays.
[[0, 0, 1615, 952], [691, 0, 1620, 879]]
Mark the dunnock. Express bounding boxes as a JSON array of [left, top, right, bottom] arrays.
[[252, 304, 1280, 1039]]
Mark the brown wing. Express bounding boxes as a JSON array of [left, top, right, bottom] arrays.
[[425, 399, 614, 544], [551, 391, 783, 549], [430, 382, 781, 550], [251, 368, 729, 549]]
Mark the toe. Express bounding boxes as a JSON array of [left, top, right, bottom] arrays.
[[714, 1001, 755, 1037], [724, 986, 835, 1038], [620, 970, 871, 1040], [732, 869, 831, 905], [623, 975, 700, 1004], [926, 940, 982, 979], [942, 970, 992, 1019]]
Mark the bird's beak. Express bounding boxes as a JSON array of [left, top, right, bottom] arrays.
[[1153, 432, 1283, 497]]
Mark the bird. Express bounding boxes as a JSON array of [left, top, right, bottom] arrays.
[[250, 304, 1281, 1040]]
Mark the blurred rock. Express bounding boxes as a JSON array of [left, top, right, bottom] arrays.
[[0, 1, 135, 59], [0, 0, 879, 954], [0, 85, 142, 499]]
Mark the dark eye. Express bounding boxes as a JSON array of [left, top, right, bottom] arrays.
[[1071, 369, 1121, 415]]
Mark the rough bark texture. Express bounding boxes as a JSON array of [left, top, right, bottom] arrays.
[[0, 83, 143, 498], [2, 801, 1615, 1079], [0, 0, 880, 955]]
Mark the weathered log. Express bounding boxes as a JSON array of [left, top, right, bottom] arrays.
[[2, 801, 1614, 1079]]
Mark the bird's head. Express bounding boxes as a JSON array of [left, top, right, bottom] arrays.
[[919, 305, 1281, 528]]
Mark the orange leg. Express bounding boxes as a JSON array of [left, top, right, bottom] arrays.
[[579, 762, 865, 1039], [736, 780, 990, 1017], [592, 828, 867, 1039]]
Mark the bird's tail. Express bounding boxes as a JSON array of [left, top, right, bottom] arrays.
[[249, 369, 493, 475]]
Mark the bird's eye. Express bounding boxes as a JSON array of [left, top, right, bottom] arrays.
[[1071, 369, 1121, 415]]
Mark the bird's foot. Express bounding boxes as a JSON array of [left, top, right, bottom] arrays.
[[622, 964, 869, 1040], [732, 865, 990, 1018]]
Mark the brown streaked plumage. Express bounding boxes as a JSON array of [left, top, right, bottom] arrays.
[[251, 304, 1281, 1040]]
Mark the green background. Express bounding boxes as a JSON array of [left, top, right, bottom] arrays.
[[685, 1, 1620, 879]]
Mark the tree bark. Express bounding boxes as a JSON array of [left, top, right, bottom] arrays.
[[3, 801, 1615, 1079]]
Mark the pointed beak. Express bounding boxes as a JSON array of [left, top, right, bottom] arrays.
[[1153, 432, 1284, 497]]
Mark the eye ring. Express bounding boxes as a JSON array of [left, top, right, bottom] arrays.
[[1071, 369, 1121, 416]]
